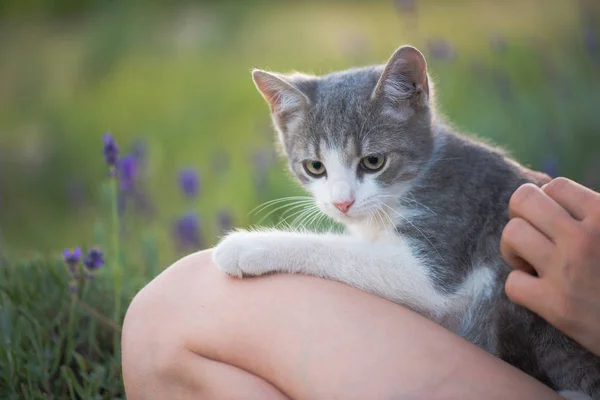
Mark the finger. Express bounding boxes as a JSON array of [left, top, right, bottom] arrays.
[[542, 177, 600, 222], [501, 218, 555, 276], [500, 251, 535, 275], [505, 270, 552, 319], [508, 183, 578, 242]]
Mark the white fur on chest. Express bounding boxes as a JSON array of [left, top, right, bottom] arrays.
[[346, 217, 496, 325]]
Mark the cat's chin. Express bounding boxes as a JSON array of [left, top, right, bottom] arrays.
[[327, 211, 370, 225]]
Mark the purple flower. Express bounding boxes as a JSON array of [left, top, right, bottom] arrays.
[[63, 247, 81, 282], [63, 247, 82, 267], [174, 212, 204, 249], [83, 248, 104, 270], [251, 149, 275, 172], [103, 133, 119, 168], [179, 168, 200, 198], [580, 3, 599, 65], [583, 25, 599, 64], [131, 138, 147, 166], [541, 157, 559, 178], [217, 209, 234, 234], [119, 154, 138, 191], [394, 0, 416, 13], [427, 39, 456, 61]]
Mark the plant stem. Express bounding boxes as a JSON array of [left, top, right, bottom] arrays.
[[65, 295, 77, 366], [78, 300, 121, 332], [110, 178, 122, 356]]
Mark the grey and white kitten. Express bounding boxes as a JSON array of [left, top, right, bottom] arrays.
[[213, 45, 600, 399]]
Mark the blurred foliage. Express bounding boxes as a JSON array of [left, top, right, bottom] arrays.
[[0, 0, 599, 397], [0, 0, 599, 263]]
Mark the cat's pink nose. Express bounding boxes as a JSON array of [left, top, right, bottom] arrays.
[[333, 200, 355, 213]]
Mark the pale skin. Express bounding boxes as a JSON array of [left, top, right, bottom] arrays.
[[502, 177, 600, 357], [122, 177, 600, 399]]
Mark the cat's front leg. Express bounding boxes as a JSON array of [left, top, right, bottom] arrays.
[[213, 229, 447, 317], [214, 229, 369, 279], [212, 229, 294, 278]]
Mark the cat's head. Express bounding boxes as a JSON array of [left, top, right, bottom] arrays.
[[253, 45, 435, 226]]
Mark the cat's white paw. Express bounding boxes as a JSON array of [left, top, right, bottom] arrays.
[[212, 231, 269, 278]]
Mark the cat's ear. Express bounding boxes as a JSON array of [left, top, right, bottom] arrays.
[[372, 45, 429, 110], [252, 69, 310, 127]]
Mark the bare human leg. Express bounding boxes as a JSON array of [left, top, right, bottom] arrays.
[[122, 250, 561, 400]]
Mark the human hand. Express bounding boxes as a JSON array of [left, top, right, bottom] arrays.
[[501, 177, 600, 356]]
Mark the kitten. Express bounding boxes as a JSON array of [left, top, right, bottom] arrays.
[[213, 45, 600, 399]]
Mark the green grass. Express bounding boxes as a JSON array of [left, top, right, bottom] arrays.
[[0, 259, 133, 398], [0, 0, 599, 397]]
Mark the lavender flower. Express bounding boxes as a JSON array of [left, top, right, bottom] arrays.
[[83, 248, 104, 270], [251, 149, 274, 172], [393, 0, 416, 13], [174, 212, 204, 250], [583, 25, 599, 64], [63, 247, 82, 265], [580, 1, 599, 65], [119, 154, 138, 191], [130, 138, 147, 167], [103, 133, 119, 169], [179, 168, 200, 198], [62, 247, 82, 292], [63, 247, 82, 274], [427, 39, 456, 61], [132, 188, 154, 216], [541, 157, 559, 178]]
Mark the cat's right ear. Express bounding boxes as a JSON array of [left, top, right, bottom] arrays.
[[252, 70, 310, 128], [372, 45, 430, 112]]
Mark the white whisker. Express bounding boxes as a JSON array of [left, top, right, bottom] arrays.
[[256, 200, 314, 224], [280, 206, 317, 228], [381, 203, 445, 262], [295, 207, 321, 230], [250, 196, 313, 216]]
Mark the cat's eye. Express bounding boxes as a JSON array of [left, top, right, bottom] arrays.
[[303, 160, 326, 177], [360, 154, 386, 172]]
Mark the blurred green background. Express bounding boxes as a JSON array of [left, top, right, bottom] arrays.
[[1, 1, 599, 397], [0, 0, 599, 265]]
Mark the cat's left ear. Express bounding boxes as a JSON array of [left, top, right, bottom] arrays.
[[252, 70, 311, 129], [372, 45, 430, 110]]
